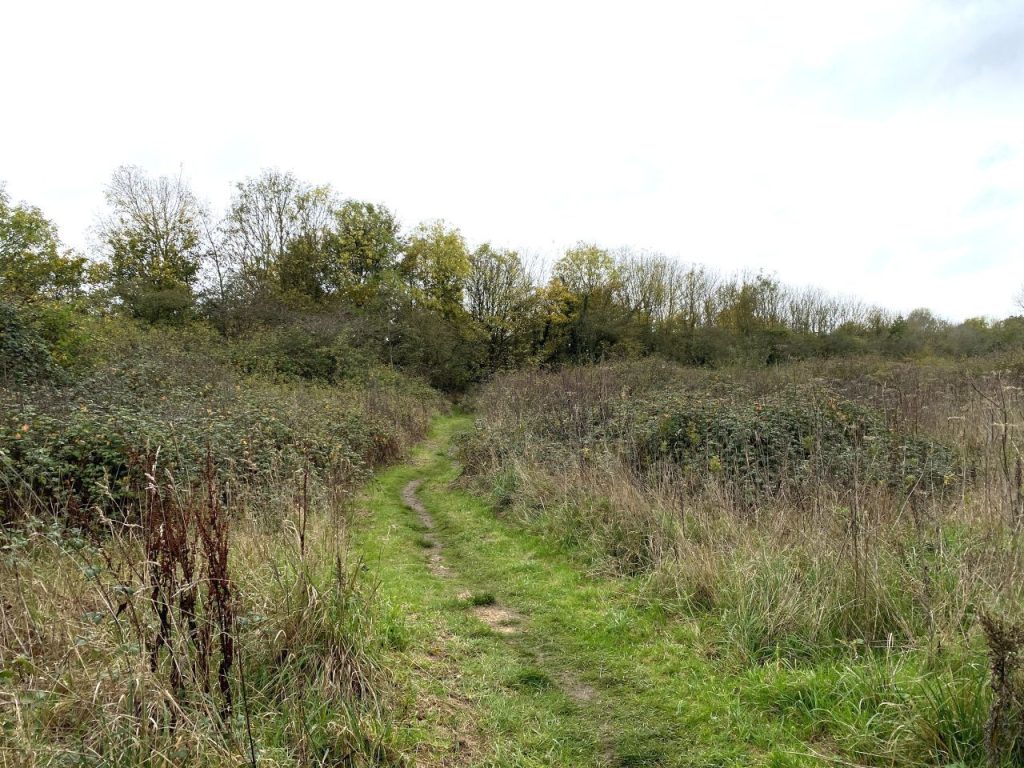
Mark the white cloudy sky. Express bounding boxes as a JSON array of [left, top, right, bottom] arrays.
[[2, 0, 1023, 320]]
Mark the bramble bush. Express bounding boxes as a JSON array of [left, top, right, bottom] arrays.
[[628, 384, 960, 502], [0, 311, 440, 523], [0, 301, 65, 384]]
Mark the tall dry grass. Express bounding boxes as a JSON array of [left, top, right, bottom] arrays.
[[465, 358, 1024, 765], [0, 345, 435, 766], [1, 459, 406, 767]]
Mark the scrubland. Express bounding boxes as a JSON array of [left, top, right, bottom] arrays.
[[6, 167, 1024, 765], [1, 313, 439, 767], [463, 358, 1024, 766]]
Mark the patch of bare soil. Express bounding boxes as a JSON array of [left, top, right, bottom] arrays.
[[428, 550, 452, 577], [472, 604, 524, 635], [402, 479, 432, 527], [403, 479, 451, 578], [560, 675, 599, 704]]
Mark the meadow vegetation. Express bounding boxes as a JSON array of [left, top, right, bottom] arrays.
[[2, 294, 439, 766], [4, 168, 1024, 765], [465, 359, 1024, 765]]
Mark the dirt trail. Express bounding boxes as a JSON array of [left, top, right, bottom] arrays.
[[402, 479, 451, 578], [403, 479, 526, 632], [401, 479, 431, 528]]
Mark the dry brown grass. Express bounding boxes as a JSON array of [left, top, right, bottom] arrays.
[[465, 358, 1024, 762], [1, 461, 405, 767]]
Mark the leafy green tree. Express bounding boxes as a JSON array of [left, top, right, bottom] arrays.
[[324, 200, 402, 304], [716, 273, 785, 336], [97, 166, 205, 322], [712, 273, 793, 363], [401, 220, 470, 317], [467, 244, 538, 370], [553, 242, 618, 297], [548, 243, 625, 360], [0, 184, 85, 303], [892, 308, 949, 356], [277, 186, 337, 302], [215, 171, 345, 327]]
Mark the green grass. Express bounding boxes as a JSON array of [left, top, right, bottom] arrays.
[[469, 591, 497, 607], [353, 414, 838, 767]]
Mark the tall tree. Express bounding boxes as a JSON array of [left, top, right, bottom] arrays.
[[553, 242, 618, 297], [614, 250, 678, 326], [677, 265, 719, 330], [222, 170, 339, 303], [401, 220, 470, 317], [278, 185, 338, 301], [716, 272, 784, 335], [0, 184, 85, 303], [467, 243, 537, 370], [97, 166, 204, 321], [549, 243, 623, 360], [223, 169, 302, 294], [324, 200, 402, 303]]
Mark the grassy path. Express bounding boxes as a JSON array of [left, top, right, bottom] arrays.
[[354, 414, 824, 767]]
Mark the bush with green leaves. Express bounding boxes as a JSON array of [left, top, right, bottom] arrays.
[[0, 301, 64, 384], [229, 323, 378, 384], [0, 318, 441, 523], [629, 385, 960, 501]]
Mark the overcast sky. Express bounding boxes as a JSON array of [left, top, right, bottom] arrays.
[[3, 0, 1022, 320]]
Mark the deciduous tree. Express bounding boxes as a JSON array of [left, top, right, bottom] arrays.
[[97, 166, 204, 321], [0, 184, 85, 303], [324, 200, 402, 303], [549, 243, 624, 360], [467, 243, 538, 369], [402, 220, 470, 317]]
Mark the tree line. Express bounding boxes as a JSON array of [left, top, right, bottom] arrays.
[[3, 166, 1023, 390]]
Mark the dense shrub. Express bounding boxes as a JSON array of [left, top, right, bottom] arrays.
[[470, 360, 962, 504], [229, 323, 378, 384], [630, 385, 960, 501], [0, 316, 441, 523], [0, 302, 64, 384]]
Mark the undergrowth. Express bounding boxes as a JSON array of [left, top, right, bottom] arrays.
[[1, 321, 439, 524], [464, 359, 1024, 766], [0, 312, 441, 767]]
